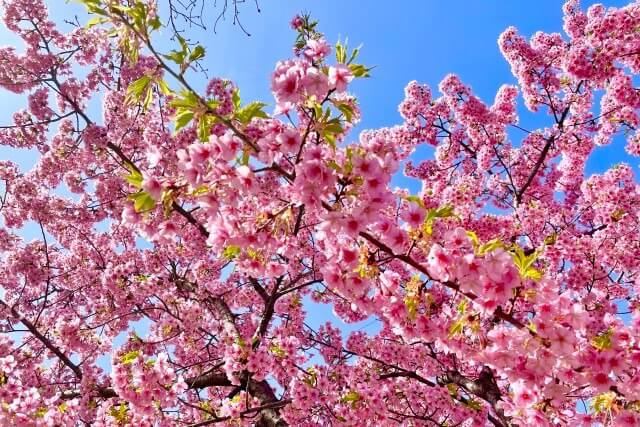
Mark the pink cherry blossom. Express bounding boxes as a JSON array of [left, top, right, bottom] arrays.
[[1, 1, 640, 426], [304, 38, 331, 61], [328, 64, 353, 92]]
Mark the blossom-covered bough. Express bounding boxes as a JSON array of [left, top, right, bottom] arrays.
[[1, 0, 640, 425]]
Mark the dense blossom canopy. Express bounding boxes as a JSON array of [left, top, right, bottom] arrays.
[[1, 0, 640, 425]]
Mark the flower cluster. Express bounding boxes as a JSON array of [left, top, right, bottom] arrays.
[[1, 0, 640, 426]]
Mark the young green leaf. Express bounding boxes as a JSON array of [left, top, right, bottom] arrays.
[[335, 40, 347, 63], [236, 101, 268, 124], [125, 75, 151, 104], [189, 45, 206, 62], [349, 63, 372, 78], [156, 79, 172, 96], [198, 115, 216, 142], [232, 88, 241, 110], [174, 110, 194, 132], [109, 403, 129, 424], [403, 195, 425, 209], [164, 50, 186, 66], [448, 317, 466, 338], [223, 245, 241, 260], [120, 350, 140, 365], [125, 168, 143, 188], [336, 102, 355, 122], [128, 191, 156, 213], [169, 90, 200, 109]]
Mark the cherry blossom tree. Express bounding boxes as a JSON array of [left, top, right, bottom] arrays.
[[1, 0, 640, 425]]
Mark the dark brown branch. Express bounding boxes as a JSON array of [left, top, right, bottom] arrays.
[[1, 299, 83, 379], [515, 135, 554, 205]]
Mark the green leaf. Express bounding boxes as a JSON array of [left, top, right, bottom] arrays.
[[403, 195, 425, 209], [169, 90, 200, 109], [125, 168, 143, 188], [404, 295, 418, 321], [544, 233, 557, 245], [126, 75, 152, 104], [86, 16, 108, 27], [423, 204, 455, 235], [240, 150, 250, 166], [511, 246, 542, 281], [161, 189, 175, 218], [156, 79, 172, 96], [148, 16, 162, 31], [335, 40, 347, 63], [108, 4, 131, 15], [324, 132, 336, 149], [236, 101, 268, 124], [232, 88, 241, 110], [448, 318, 465, 338], [434, 205, 455, 218], [75, 0, 109, 16], [326, 160, 342, 172], [223, 245, 241, 260], [524, 268, 542, 281], [189, 45, 206, 62], [109, 403, 129, 424], [142, 84, 154, 110], [348, 63, 372, 78], [270, 344, 287, 358], [344, 147, 354, 175], [466, 230, 480, 247], [464, 398, 482, 411], [336, 102, 355, 122], [446, 383, 458, 397], [164, 50, 186, 66], [591, 328, 613, 351], [591, 392, 617, 414], [347, 44, 362, 65], [176, 34, 188, 53], [312, 103, 323, 119], [120, 350, 140, 365], [76, 0, 102, 7], [174, 110, 194, 132], [128, 191, 156, 213], [456, 300, 467, 315], [198, 115, 217, 142], [302, 367, 317, 387], [322, 107, 331, 122], [341, 390, 360, 406], [478, 238, 505, 256], [324, 119, 343, 135]]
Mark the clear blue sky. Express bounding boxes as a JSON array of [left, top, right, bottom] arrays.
[[0, 1, 635, 336]]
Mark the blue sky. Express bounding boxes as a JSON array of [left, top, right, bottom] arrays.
[[0, 1, 637, 343]]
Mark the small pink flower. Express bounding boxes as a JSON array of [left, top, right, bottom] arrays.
[[302, 66, 329, 99], [290, 15, 303, 30], [329, 64, 353, 92], [304, 38, 331, 61], [142, 175, 163, 200], [511, 379, 538, 408], [401, 203, 425, 228], [276, 127, 301, 153], [614, 410, 640, 427], [427, 244, 451, 281]]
